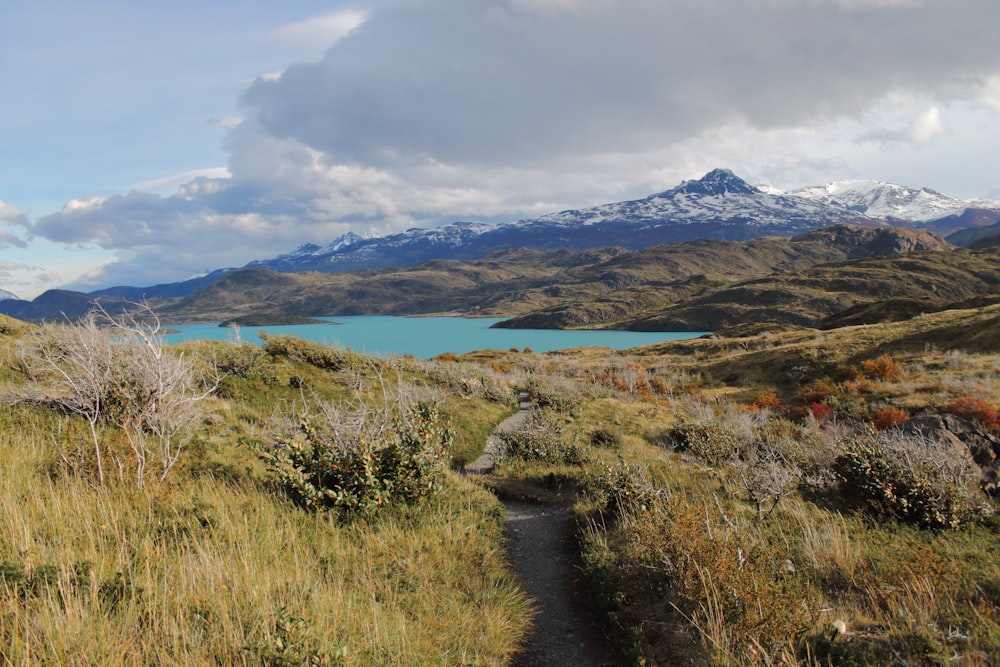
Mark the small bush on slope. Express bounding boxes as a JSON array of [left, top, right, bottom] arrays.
[[495, 408, 588, 466], [835, 429, 986, 529], [255, 400, 450, 515]]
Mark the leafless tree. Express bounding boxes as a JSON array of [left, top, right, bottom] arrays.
[[18, 300, 217, 487], [731, 442, 800, 522]]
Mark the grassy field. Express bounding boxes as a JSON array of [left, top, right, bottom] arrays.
[[1, 306, 999, 665], [0, 315, 530, 665], [469, 310, 1000, 666]]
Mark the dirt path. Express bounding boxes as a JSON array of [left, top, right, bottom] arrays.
[[465, 396, 617, 667]]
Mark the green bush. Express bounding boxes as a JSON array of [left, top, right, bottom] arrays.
[[835, 431, 984, 529], [260, 332, 369, 372], [421, 361, 515, 405], [667, 414, 752, 466], [216, 341, 277, 386], [524, 375, 582, 414], [589, 428, 623, 449], [255, 402, 450, 515], [495, 409, 586, 465], [588, 462, 667, 518]]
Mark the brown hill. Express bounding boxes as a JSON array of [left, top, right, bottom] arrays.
[[623, 246, 1000, 331], [495, 225, 952, 329]]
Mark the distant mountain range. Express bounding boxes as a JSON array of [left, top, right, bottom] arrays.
[[3, 168, 1000, 324], [244, 168, 1000, 274]]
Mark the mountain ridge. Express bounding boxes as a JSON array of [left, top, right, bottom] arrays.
[[4, 169, 1000, 323], [243, 168, 1000, 274]]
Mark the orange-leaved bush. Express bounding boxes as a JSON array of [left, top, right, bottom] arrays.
[[938, 396, 1000, 431]]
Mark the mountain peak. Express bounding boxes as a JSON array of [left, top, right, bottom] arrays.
[[326, 231, 369, 252], [655, 168, 759, 199]]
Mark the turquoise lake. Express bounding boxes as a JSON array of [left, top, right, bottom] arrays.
[[163, 316, 707, 358]]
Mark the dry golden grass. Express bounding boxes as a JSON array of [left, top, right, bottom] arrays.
[[0, 329, 532, 666], [474, 316, 1000, 666]]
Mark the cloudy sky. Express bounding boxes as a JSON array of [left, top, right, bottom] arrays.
[[3, 0, 1000, 299]]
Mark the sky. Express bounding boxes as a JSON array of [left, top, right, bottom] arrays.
[[3, 0, 1000, 300]]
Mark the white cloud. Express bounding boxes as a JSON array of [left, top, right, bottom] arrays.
[[0, 200, 29, 228], [907, 107, 947, 144], [23, 0, 1000, 293], [134, 168, 232, 194], [856, 103, 950, 148], [0, 231, 28, 250], [271, 9, 368, 61], [242, 0, 1000, 170], [0, 200, 29, 249]]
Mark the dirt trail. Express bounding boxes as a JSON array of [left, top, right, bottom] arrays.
[[465, 396, 617, 667]]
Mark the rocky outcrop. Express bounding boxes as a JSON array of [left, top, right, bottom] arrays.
[[901, 414, 1000, 497]]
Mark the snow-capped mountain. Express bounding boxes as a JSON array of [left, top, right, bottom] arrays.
[[789, 180, 998, 223], [248, 222, 492, 272], [249, 169, 884, 273], [0, 289, 19, 301], [244, 168, 1000, 274], [529, 168, 872, 229], [247, 231, 377, 272]]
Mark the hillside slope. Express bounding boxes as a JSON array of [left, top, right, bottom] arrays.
[[623, 246, 1000, 331]]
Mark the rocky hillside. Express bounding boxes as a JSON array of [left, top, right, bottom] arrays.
[[621, 247, 1000, 331], [494, 225, 952, 329]]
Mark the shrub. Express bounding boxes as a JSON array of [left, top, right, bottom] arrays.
[[834, 430, 984, 529], [648, 376, 672, 396], [939, 395, 1000, 431], [870, 405, 910, 431], [858, 354, 905, 382], [524, 375, 583, 413], [808, 401, 834, 423], [216, 341, 277, 387], [589, 428, 623, 449], [614, 494, 818, 664], [255, 401, 450, 515], [420, 361, 515, 405], [667, 408, 755, 466], [588, 462, 667, 518], [18, 302, 215, 487], [731, 441, 800, 522], [260, 332, 369, 371], [495, 409, 586, 465], [751, 389, 783, 411]]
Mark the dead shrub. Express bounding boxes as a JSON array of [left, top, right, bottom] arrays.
[[870, 405, 910, 431], [858, 354, 905, 382], [17, 301, 216, 487]]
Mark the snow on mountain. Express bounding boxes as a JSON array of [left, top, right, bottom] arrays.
[[0, 289, 19, 301], [244, 169, 1000, 275], [325, 230, 371, 252], [789, 180, 1000, 222], [515, 168, 876, 231]]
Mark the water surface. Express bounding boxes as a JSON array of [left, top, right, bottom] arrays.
[[164, 316, 706, 359]]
